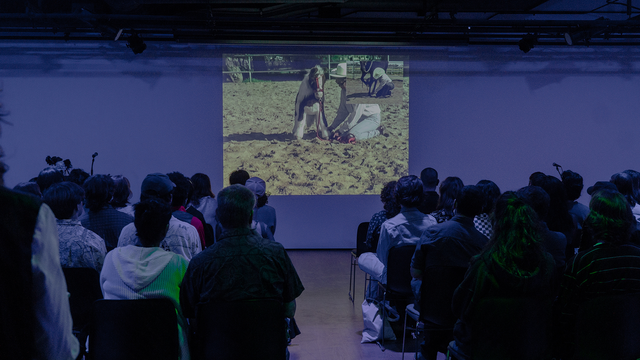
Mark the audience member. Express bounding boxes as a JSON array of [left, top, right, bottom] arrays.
[[418, 167, 439, 214], [539, 175, 576, 258], [529, 171, 546, 186], [410, 185, 488, 360], [517, 186, 567, 279], [474, 180, 500, 239], [80, 174, 134, 251], [449, 192, 556, 360], [117, 173, 201, 261], [562, 170, 589, 251], [373, 175, 437, 285], [623, 169, 640, 221], [36, 166, 64, 194], [229, 169, 250, 185], [13, 181, 41, 197], [431, 176, 464, 223], [554, 189, 640, 359], [188, 173, 217, 228], [167, 172, 208, 249], [110, 174, 134, 217], [586, 180, 618, 196], [246, 176, 277, 235], [43, 182, 106, 272], [0, 118, 79, 359], [66, 168, 90, 187], [365, 180, 400, 251], [610, 172, 640, 218], [101, 199, 190, 360], [180, 184, 304, 356]]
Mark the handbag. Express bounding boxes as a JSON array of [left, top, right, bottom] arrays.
[[361, 298, 396, 343]]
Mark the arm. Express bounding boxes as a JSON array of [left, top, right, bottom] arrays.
[[32, 204, 79, 360], [284, 300, 296, 318]]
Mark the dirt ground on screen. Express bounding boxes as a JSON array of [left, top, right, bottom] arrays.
[[223, 77, 409, 195]]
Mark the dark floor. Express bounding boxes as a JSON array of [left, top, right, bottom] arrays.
[[286, 249, 447, 360]]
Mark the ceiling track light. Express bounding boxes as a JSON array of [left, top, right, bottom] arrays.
[[518, 36, 537, 53], [126, 33, 146, 54]]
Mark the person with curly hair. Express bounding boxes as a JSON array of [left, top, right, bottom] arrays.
[[365, 180, 401, 252], [430, 176, 464, 223]]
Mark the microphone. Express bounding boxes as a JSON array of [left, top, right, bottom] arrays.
[[552, 162, 563, 176], [91, 152, 98, 175], [92, 152, 98, 159]]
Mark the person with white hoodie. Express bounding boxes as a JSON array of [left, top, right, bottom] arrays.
[[101, 199, 190, 360]]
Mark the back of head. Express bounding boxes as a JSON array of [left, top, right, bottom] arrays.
[[585, 189, 633, 245], [190, 173, 215, 205], [111, 175, 132, 208], [43, 181, 85, 219], [13, 182, 42, 198], [381, 181, 400, 217], [394, 175, 423, 208], [487, 191, 544, 274], [37, 167, 64, 193], [134, 199, 172, 247], [539, 175, 572, 233], [229, 169, 250, 186], [216, 184, 255, 229], [83, 174, 115, 212], [420, 167, 439, 189], [437, 176, 464, 214], [561, 170, 584, 201], [529, 171, 546, 187], [476, 180, 501, 214], [517, 186, 550, 220], [610, 172, 637, 207], [140, 173, 175, 204], [67, 168, 90, 187], [245, 177, 268, 208], [167, 172, 191, 208], [456, 185, 484, 217], [623, 169, 640, 204]]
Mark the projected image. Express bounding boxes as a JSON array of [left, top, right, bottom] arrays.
[[223, 54, 409, 195]]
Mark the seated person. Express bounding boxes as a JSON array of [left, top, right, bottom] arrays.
[[180, 185, 304, 356], [448, 192, 556, 360], [246, 177, 277, 236], [101, 199, 190, 360], [430, 177, 464, 223], [43, 182, 106, 272], [473, 180, 500, 239], [359, 175, 437, 299], [554, 189, 640, 359], [80, 174, 133, 251]]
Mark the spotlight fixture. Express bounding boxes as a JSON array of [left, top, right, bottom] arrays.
[[565, 18, 608, 46], [126, 33, 146, 54], [518, 37, 536, 54]]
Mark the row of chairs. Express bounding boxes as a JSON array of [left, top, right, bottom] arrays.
[[349, 222, 640, 360], [63, 268, 287, 360]]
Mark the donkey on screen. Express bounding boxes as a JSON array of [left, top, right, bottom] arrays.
[[293, 65, 330, 140]]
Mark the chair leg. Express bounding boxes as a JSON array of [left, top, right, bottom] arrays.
[[349, 253, 355, 303], [401, 310, 408, 360]]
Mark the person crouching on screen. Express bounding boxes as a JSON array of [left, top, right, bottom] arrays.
[[327, 63, 384, 144]]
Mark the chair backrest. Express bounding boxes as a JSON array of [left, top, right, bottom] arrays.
[[419, 265, 468, 326], [386, 244, 417, 297], [356, 221, 370, 256], [89, 299, 179, 360], [574, 292, 640, 360], [467, 296, 553, 360], [62, 267, 103, 332], [195, 299, 287, 360]]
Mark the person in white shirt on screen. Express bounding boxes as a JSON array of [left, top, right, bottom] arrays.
[[327, 63, 383, 144]]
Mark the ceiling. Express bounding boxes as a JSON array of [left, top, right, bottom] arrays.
[[1, 0, 640, 46]]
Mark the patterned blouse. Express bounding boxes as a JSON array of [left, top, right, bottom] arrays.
[[57, 219, 107, 272]]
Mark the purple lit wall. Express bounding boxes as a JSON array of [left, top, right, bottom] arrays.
[[2, 42, 639, 248]]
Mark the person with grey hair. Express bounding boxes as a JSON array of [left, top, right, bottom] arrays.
[[180, 185, 304, 355]]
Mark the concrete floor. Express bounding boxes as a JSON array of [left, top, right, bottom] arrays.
[[287, 249, 447, 360]]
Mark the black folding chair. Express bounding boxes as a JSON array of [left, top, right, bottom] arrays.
[[378, 243, 417, 349], [88, 299, 179, 360], [62, 267, 103, 358], [350, 221, 370, 303], [194, 299, 287, 360]]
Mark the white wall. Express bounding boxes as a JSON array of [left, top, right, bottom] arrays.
[[2, 42, 639, 248]]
